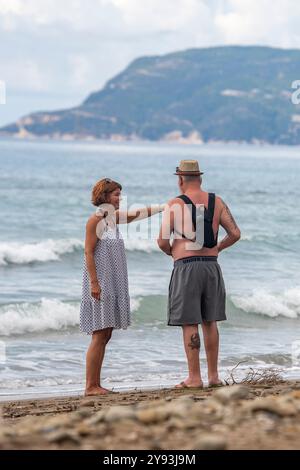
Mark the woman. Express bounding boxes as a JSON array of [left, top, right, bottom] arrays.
[[80, 178, 165, 396]]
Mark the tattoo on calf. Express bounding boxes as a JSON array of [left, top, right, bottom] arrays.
[[189, 333, 200, 350]]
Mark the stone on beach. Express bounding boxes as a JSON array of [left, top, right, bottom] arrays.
[[213, 385, 250, 404], [192, 434, 228, 450], [104, 406, 136, 423], [46, 430, 80, 445], [1, 383, 300, 450], [245, 396, 298, 417]]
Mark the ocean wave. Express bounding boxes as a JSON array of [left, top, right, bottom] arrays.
[[0, 297, 142, 337], [0, 239, 84, 266], [1, 286, 299, 338], [0, 237, 161, 266], [240, 234, 254, 241], [130, 297, 142, 312], [0, 299, 80, 336], [3, 232, 281, 264], [0, 377, 80, 391], [232, 286, 300, 319], [124, 239, 160, 253], [240, 233, 280, 242]]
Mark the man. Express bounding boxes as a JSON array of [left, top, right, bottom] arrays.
[[157, 160, 241, 388]]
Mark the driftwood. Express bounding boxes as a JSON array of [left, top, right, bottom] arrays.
[[224, 361, 284, 386]]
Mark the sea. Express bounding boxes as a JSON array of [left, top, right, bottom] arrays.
[[0, 138, 299, 400]]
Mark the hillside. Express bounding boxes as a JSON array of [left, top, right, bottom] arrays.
[[1, 46, 300, 144]]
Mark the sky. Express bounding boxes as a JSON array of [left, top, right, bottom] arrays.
[[0, 0, 300, 126]]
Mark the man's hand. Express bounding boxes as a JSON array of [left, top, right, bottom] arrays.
[[164, 243, 173, 256], [157, 200, 174, 256]]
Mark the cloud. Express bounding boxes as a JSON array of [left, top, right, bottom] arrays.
[[1, 59, 50, 92], [0, 0, 299, 125], [2, 0, 298, 41], [215, 0, 300, 47], [68, 55, 93, 89]]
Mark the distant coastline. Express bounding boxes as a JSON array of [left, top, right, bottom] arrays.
[[1, 46, 300, 145], [1, 132, 300, 148]]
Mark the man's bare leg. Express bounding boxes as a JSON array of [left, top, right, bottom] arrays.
[[85, 328, 112, 396], [176, 324, 203, 388], [201, 321, 222, 386]]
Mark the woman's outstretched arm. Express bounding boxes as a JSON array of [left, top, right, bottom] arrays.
[[116, 204, 166, 224]]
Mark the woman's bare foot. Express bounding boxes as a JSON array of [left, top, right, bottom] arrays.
[[100, 385, 111, 393], [84, 386, 110, 396]]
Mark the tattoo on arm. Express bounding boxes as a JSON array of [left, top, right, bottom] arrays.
[[221, 199, 239, 231], [188, 333, 200, 350]]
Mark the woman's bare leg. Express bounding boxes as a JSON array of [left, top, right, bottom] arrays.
[[85, 328, 113, 396], [94, 328, 113, 392]]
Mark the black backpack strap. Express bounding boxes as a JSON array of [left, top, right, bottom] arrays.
[[206, 193, 215, 222], [176, 195, 196, 231]]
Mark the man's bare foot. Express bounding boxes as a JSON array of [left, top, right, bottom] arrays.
[[208, 381, 224, 388], [175, 379, 203, 389], [84, 386, 110, 397], [208, 376, 223, 387]]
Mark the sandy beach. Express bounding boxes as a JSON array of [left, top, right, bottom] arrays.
[[1, 380, 300, 450]]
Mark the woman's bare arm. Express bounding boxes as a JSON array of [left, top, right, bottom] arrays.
[[116, 204, 166, 224], [84, 215, 103, 300]]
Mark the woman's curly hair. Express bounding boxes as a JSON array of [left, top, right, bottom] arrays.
[[91, 178, 122, 206]]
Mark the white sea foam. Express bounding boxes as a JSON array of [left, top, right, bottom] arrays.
[[0, 239, 84, 266], [240, 234, 254, 241], [232, 286, 300, 319], [240, 233, 280, 242], [130, 297, 142, 312]]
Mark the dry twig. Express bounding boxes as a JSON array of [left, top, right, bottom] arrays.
[[224, 361, 284, 386]]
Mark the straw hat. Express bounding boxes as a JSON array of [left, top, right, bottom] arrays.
[[174, 160, 204, 176]]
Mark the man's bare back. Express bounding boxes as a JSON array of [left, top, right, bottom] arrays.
[[158, 189, 240, 260]]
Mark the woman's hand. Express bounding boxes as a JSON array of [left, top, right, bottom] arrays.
[[90, 281, 101, 300]]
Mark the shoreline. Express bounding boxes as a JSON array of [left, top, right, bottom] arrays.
[[1, 134, 300, 150], [2, 369, 299, 403], [1, 380, 300, 450], [0, 383, 178, 404]]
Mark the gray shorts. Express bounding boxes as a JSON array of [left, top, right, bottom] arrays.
[[167, 256, 226, 326]]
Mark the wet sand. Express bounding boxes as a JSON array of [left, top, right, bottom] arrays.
[[1, 380, 300, 450]]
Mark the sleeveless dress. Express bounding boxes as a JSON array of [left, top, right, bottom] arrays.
[[80, 223, 131, 335]]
